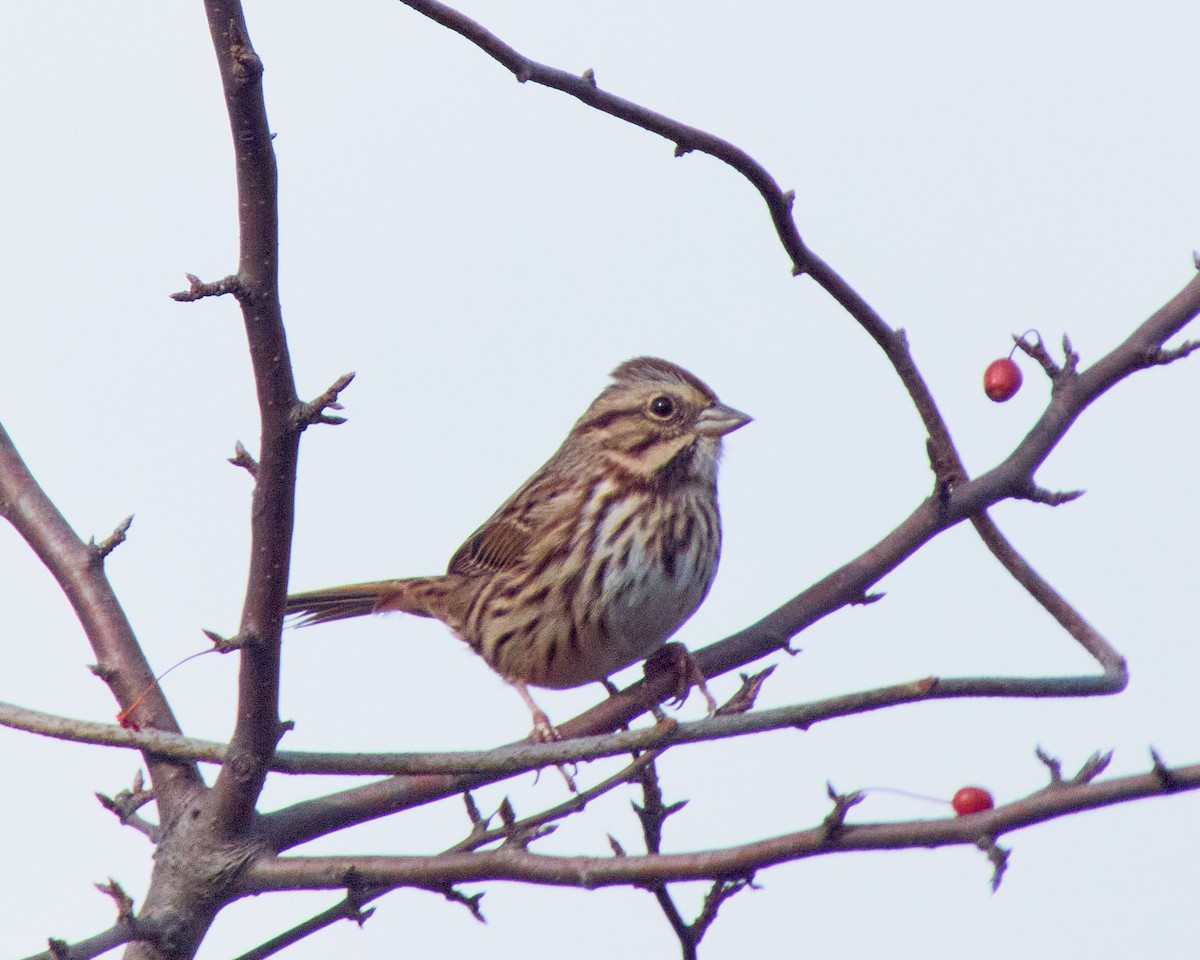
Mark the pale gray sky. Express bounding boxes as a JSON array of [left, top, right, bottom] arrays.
[[1, 2, 1197, 957]]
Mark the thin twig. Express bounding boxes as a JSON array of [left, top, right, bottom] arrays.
[[17, 918, 166, 960], [445, 751, 662, 853], [240, 753, 1200, 895], [229, 893, 375, 960]]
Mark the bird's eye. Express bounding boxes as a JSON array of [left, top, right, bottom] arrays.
[[648, 395, 675, 419]]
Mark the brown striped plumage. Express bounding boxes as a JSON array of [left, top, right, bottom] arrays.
[[286, 357, 750, 730]]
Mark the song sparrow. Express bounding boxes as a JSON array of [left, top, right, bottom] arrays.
[[286, 357, 750, 735]]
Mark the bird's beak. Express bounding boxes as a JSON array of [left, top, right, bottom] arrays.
[[695, 402, 752, 437]]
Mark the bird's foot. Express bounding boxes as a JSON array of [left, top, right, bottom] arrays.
[[511, 680, 562, 742], [528, 706, 561, 744], [643, 642, 717, 717]]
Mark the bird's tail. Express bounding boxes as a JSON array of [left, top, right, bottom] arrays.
[[285, 577, 446, 627]]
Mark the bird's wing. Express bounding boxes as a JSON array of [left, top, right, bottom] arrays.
[[447, 513, 535, 576], [446, 462, 573, 576]]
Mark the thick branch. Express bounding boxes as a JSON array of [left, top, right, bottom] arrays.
[[0, 423, 203, 814], [201, 0, 300, 839]]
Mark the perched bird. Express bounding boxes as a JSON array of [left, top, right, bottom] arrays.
[[286, 357, 750, 736]]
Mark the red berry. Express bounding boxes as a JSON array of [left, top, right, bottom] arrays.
[[983, 358, 1022, 402], [951, 786, 994, 815]]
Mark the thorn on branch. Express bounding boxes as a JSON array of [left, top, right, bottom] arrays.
[[498, 796, 516, 828], [851, 590, 885, 606], [228, 440, 258, 477], [976, 836, 1010, 892], [1035, 745, 1063, 784], [715, 665, 776, 716], [1073, 750, 1113, 784], [1019, 484, 1085, 507], [88, 515, 134, 561], [439, 885, 486, 924], [94, 878, 135, 924], [581, 67, 596, 87], [673, 142, 694, 158], [503, 822, 557, 850], [821, 782, 864, 840], [1150, 747, 1182, 790], [48, 939, 69, 960], [463, 791, 485, 829], [170, 272, 242, 302], [293, 372, 356, 430], [782, 189, 795, 209], [773, 632, 801, 656], [353, 906, 376, 927], [607, 833, 627, 857]]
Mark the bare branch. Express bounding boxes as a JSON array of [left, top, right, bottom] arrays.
[[438, 886, 486, 922], [87, 515, 134, 560], [94, 879, 136, 924], [396, 0, 967, 471], [18, 917, 169, 960], [170, 272, 243, 302], [96, 769, 159, 842], [0, 423, 203, 814], [977, 836, 1010, 892], [971, 513, 1127, 683], [293, 372, 356, 429], [1150, 747, 1183, 791], [241, 754, 1200, 896], [229, 893, 376, 960], [1035, 745, 1064, 784], [399, 1, 811, 273], [691, 876, 757, 946], [199, 0, 301, 841], [1013, 330, 1060, 379], [1074, 751, 1114, 785], [1146, 338, 1200, 365], [630, 756, 714, 957], [228, 440, 259, 477], [715, 666, 776, 716], [448, 751, 661, 854], [820, 783, 865, 840]]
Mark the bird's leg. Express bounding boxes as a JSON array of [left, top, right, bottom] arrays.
[[512, 680, 579, 792], [513, 679, 560, 743], [643, 642, 717, 717]]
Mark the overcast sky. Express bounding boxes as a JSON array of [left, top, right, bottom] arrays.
[[1, 2, 1198, 957]]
